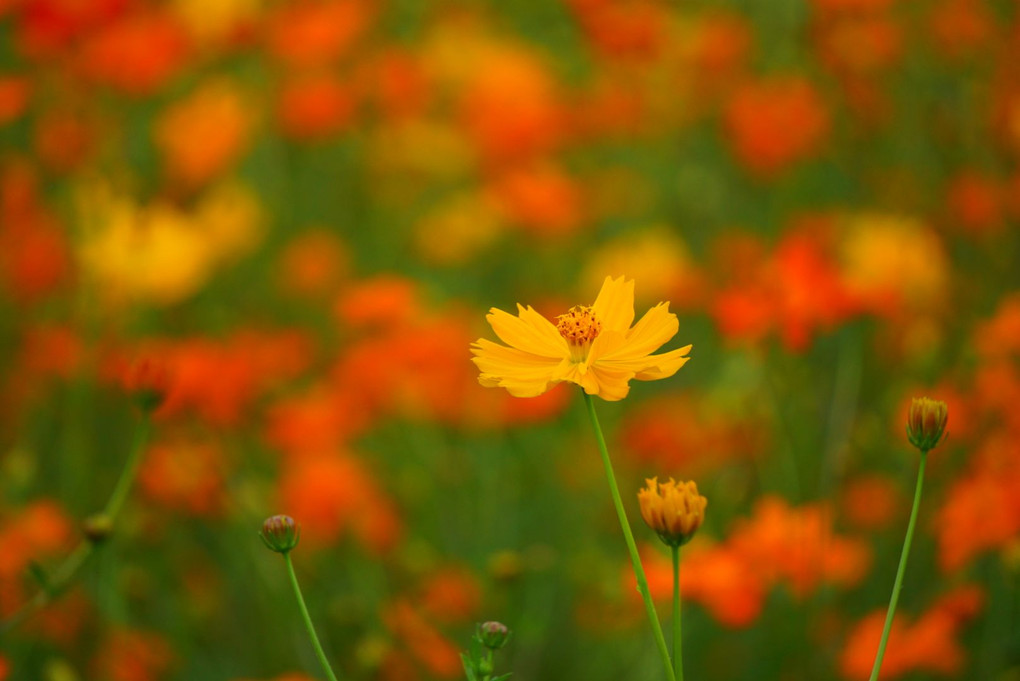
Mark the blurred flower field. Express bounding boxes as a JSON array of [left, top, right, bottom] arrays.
[[1, 0, 1019, 679]]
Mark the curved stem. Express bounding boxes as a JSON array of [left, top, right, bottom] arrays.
[[583, 392, 676, 681], [868, 450, 928, 681], [0, 414, 152, 636], [104, 417, 152, 518], [672, 545, 683, 681], [284, 552, 340, 681]]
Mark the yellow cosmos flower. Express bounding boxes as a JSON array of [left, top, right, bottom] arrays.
[[471, 276, 692, 400]]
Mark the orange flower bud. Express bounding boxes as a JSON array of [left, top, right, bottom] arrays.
[[123, 357, 172, 413], [906, 397, 948, 452], [638, 477, 707, 547]]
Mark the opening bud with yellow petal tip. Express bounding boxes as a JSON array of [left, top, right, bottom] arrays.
[[259, 514, 300, 554], [638, 477, 707, 547], [906, 397, 948, 452]]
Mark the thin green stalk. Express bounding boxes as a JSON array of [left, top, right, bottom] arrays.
[[104, 417, 152, 518], [672, 545, 683, 681], [583, 392, 676, 681], [0, 414, 152, 636], [868, 451, 928, 681], [284, 553, 340, 681]]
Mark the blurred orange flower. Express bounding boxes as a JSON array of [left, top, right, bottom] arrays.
[[278, 452, 402, 554], [840, 475, 901, 531], [946, 170, 1004, 235], [636, 542, 766, 628], [364, 48, 431, 120], [459, 46, 566, 166], [264, 385, 369, 455], [711, 226, 858, 351], [927, 0, 993, 59], [13, 0, 129, 59], [79, 10, 190, 95], [567, 0, 669, 61], [472, 276, 692, 400], [840, 587, 983, 680], [620, 392, 763, 477], [154, 79, 253, 188], [138, 439, 227, 516], [729, 496, 871, 598], [0, 161, 71, 303], [278, 230, 349, 298], [277, 72, 357, 140], [937, 434, 1020, 572], [419, 565, 483, 625], [383, 599, 462, 679], [34, 109, 95, 173], [489, 163, 584, 238], [266, 0, 372, 68], [723, 76, 830, 177], [0, 76, 30, 125], [334, 275, 421, 330], [93, 628, 174, 681], [0, 500, 73, 615]]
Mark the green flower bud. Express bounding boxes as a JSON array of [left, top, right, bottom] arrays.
[[259, 515, 300, 554], [82, 514, 114, 543], [477, 621, 510, 650]]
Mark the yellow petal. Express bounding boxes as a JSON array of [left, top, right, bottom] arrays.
[[486, 305, 568, 358], [495, 378, 561, 397], [633, 345, 692, 381], [591, 276, 635, 333], [471, 339, 563, 379], [588, 364, 635, 401], [602, 302, 679, 360]]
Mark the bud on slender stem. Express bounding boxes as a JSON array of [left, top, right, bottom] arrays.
[[259, 515, 300, 555], [82, 514, 113, 544], [638, 478, 707, 548], [906, 397, 948, 452], [123, 357, 171, 414], [477, 621, 510, 650]]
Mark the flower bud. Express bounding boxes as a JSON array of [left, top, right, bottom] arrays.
[[477, 621, 510, 650], [906, 397, 948, 452], [123, 357, 171, 413], [259, 515, 300, 554], [638, 477, 707, 547], [82, 514, 114, 543]]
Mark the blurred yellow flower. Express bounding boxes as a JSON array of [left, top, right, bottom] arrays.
[[471, 276, 691, 401], [172, 0, 262, 45], [582, 226, 696, 305], [839, 214, 948, 311], [414, 191, 505, 265], [77, 181, 262, 306]]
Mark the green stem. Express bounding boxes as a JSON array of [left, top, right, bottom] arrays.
[[583, 392, 676, 681], [0, 413, 152, 636], [672, 545, 683, 681], [284, 552, 340, 681], [104, 417, 151, 518], [868, 450, 928, 681]]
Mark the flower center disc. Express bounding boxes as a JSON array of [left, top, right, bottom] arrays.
[[557, 306, 602, 360]]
